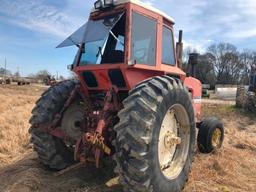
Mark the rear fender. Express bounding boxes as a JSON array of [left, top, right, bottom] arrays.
[[184, 77, 202, 122]]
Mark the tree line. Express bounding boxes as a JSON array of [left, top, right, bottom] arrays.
[[0, 68, 12, 76], [0, 69, 65, 81], [28, 70, 65, 81], [183, 42, 256, 87]]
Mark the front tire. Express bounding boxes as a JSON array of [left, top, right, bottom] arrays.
[[197, 117, 224, 153], [114, 76, 196, 192]]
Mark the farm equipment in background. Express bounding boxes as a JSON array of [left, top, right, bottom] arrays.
[[0, 77, 11, 84], [29, 1, 224, 192], [17, 78, 31, 86], [0, 76, 31, 85], [248, 71, 256, 93], [236, 66, 256, 113], [202, 84, 210, 98], [11, 77, 31, 86], [5, 78, 11, 84], [246, 70, 256, 112], [44, 75, 57, 86]]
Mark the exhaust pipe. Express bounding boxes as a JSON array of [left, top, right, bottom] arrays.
[[176, 30, 183, 68]]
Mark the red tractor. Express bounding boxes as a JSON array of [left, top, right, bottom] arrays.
[[29, 1, 224, 191]]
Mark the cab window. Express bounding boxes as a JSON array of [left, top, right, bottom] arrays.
[[131, 12, 157, 66], [79, 13, 126, 65], [162, 26, 175, 65]]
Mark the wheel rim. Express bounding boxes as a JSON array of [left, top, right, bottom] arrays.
[[61, 103, 85, 144], [212, 128, 222, 148], [158, 104, 190, 180]]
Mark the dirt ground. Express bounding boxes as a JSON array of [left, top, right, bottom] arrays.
[[0, 84, 255, 192]]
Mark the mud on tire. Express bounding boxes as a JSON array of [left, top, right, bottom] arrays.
[[29, 80, 78, 170], [114, 76, 196, 192]]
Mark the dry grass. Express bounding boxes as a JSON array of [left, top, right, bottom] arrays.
[[184, 104, 256, 192], [0, 85, 255, 191], [0, 84, 46, 166]]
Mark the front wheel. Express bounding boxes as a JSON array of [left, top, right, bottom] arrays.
[[197, 117, 224, 153], [114, 76, 196, 192]]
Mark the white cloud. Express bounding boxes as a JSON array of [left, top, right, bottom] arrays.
[[227, 29, 256, 39], [142, 0, 256, 50], [1, 0, 256, 50], [0, 0, 85, 38]]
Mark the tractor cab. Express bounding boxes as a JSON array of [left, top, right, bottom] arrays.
[[58, 0, 187, 92]]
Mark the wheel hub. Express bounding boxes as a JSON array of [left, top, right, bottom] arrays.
[[61, 103, 85, 144], [158, 105, 190, 180], [164, 131, 181, 148], [212, 128, 222, 148]]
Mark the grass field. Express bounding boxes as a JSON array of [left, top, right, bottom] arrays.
[[0, 84, 46, 165], [0, 84, 255, 192]]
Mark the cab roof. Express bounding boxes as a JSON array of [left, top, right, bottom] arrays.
[[92, 0, 175, 23]]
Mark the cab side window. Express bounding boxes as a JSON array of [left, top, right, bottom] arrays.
[[162, 26, 175, 65], [131, 12, 157, 66]]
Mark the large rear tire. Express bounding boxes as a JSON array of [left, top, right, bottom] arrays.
[[29, 80, 78, 170], [114, 76, 196, 192]]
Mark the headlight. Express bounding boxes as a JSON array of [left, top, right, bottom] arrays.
[[94, 0, 103, 9], [94, 0, 114, 10], [104, 0, 114, 6]]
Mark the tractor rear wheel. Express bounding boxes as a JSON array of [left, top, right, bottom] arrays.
[[29, 80, 79, 170], [114, 76, 196, 192]]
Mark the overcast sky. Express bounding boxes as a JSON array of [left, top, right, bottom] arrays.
[[0, 0, 256, 77]]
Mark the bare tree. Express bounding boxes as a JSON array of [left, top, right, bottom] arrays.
[[0, 67, 11, 76], [196, 53, 216, 86], [239, 50, 256, 84], [182, 43, 256, 86], [207, 43, 242, 84], [35, 70, 51, 81], [14, 71, 20, 77]]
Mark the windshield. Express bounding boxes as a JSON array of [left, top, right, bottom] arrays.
[[79, 13, 126, 65]]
